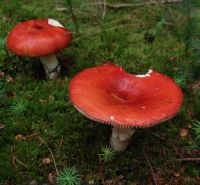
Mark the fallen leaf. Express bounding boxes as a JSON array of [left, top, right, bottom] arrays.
[[0, 123, 4, 129], [173, 67, 179, 71], [15, 134, 24, 140], [0, 123, 4, 135], [174, 171, 181, 177], [6, 76, 14, 83], [9, 91, 17, 97], [196, 176, 200, 181], [48, 95, 55, 101], [39, 99, 48, 105], [42, 157, 51, 164], [48, 171, 56, 184], [0, 71, 5, 77], [170, 56, 178, 62], [191, 81, 200, 92], [179, 128, 189, 137], [88, 180, 95, 185], [104, 175, 126, 185], [29, 180, 37, 185], [55, 7, 67, 12]]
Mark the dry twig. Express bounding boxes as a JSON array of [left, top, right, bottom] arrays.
[[89, 0, 107, 19], [143, 153, 158, 185], [177, 158, 200, 162], [37, 136, 59, 175], [151, 132, 166, 141], [92, 0, 182, 9], [12, 155, 28, 168]]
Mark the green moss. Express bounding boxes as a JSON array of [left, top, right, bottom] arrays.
[[0, 0, 199, 184]]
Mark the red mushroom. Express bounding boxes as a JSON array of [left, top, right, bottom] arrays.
[[6, 19, 72, 79], [69, 63, 183, 152]]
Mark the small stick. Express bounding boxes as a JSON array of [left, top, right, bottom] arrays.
[[37, 136, 59, 175], [12, 155, 28, 168], [176, 158, 200, 162], [103, 0, 107, 19], [151, 132, 166, 141], [92, 0, 182, 9], [66, 0, 79, 32], [143, 153, 158, 185], [12, 155, 17, 168], [24, 132, 38, 139], [74, 23, 138, 41], [59, 135, 64, 149]]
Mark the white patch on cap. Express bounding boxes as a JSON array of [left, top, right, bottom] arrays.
[[141, 106, 146, 109], [136, 69, 153, 78], [110, 116, 115, 120], [48, 19, 64, 28]]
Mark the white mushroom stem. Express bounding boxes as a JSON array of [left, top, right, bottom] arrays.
[[39, 19, 64, 79], [110, 126, 135, 152], [40, 54, 61, 79]]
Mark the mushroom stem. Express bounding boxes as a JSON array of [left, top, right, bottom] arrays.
[[110, 126, 135, 152], [40, 54, 61, 79]]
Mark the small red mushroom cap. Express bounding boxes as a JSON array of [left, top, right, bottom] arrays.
[[6, 19, 72, 57], [69, 63, 183, 128]]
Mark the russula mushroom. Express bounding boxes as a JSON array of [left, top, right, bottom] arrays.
[[6, 19, 72, 79], [69, 63, 183, 152]]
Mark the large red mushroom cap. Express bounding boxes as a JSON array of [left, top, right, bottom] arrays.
[[6, 19, 72, 57], [69, 63, 183, 128]]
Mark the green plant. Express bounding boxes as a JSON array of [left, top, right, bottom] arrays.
[[0, 81, 6, 99], [99, 145, 115, 162], [0, 0, 23, 21], [185, 165, 200, 177], [191, 167, 200, 177], [56, 166, 81, 185], [173, 74, 187, 88], [192, 120, 200, 141], [154, 16, 166, 35], [184, 140, 199, 152], [10, 99, 28, 115], [0, 37, 6, 50], [65, 0, 79, 32]]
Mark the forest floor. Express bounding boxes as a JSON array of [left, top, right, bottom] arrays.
[[0, 0, 200, 184]]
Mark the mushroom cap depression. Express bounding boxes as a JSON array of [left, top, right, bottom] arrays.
[[69, 63, 183, 128], [6, 19, 72, 57]]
